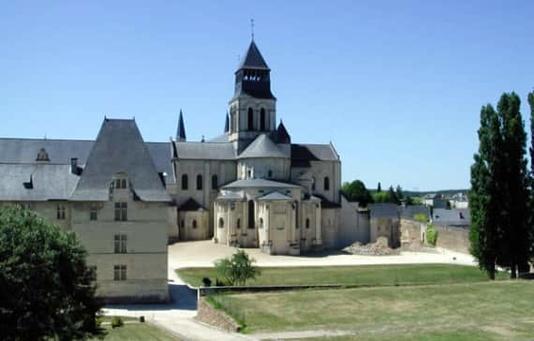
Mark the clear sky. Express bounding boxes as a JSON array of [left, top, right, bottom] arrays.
[[1, 1, 533, 191]]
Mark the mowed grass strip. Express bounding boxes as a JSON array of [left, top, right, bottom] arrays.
[[177, 264, 505, 287], [214, 281, 534, 339], [89, 317, 180, 341]]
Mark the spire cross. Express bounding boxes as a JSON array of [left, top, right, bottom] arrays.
[[250, 18, 255, 41]]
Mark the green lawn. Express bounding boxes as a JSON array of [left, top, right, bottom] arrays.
[[177, 264, 506, 287], [211, 281, 534, 340], [89, 317, 179, 341]]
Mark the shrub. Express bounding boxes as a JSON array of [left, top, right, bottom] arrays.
[[214, 249, 260, 286], [426, 224, 438, 246], [139, 316, 145, 323], [202, 277, 212, 287], [111, 316, 124, 329]]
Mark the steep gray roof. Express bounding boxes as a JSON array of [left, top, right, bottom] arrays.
[[238, 41, 269, 70], [0, 138, 93, 164], [0, 163, 79, 201], [432, 208, 470, 227], [400, 205, 430, 220], [257, 191, 293, 201], [239, 134, 288, 159], [223, 178, 300, 189], [70, 119, 170, 202], [291, 143, 339, 167], [145, 142, 175, 184], [174, 141, 236, 160]]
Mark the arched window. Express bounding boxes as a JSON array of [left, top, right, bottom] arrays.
[[181, 174, 188, 190], [236, 218, 241, 229], [306, 218, 310, 229], [196, 174, 203, 190], [324, 176, 330, 191], [248, 200, 255, 229], [247, 108, 254, 131], [268, 170, 273, 178], [219, 218, 224, 228], [259, 218, 264, 228], [260, 108, 266, 131], [211, 175, 218, 189], [192, 220, 197, 229]]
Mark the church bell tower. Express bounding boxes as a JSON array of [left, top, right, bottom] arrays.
[[228, 40, 277, 152]]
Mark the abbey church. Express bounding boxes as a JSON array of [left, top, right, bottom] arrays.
[[0, 40, 368, 302]]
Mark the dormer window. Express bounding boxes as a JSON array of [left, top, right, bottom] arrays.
[[113, 173, 128, 190], [36, 148, 49, 162]]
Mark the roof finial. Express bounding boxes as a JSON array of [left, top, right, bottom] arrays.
[[250, 18, 255, 41]]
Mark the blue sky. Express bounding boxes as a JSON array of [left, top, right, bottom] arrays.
[[1, 1, 533, 191]]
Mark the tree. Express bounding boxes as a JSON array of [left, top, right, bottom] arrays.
[[469, 93, 531, 279], [388, 186, 400, 205], [214, 249, 260, 286], [377, 182, 382, 192], [395, 185, 404, 201], [527, 91, 534, 263], [341, 180, 373, 206], [0, 206, 101, 340]]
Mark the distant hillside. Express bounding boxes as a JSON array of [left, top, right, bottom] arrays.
[[402, 189, 469, 198]]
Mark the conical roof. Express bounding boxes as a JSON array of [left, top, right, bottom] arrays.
[[176, 110, 186, 141], [276, 121, 291, 144], [239, 134, 288, 159], [238, 41, 269, 70]]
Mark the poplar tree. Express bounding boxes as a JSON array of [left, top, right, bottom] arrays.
[[528, 91, 534, 261]]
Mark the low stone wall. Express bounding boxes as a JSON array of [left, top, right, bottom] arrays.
[[196, 297, 241, 333], [399, 218, 470, 254], [434, 225, 470, 254]]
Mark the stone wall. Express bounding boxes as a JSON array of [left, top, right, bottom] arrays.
[[196, 297, 241, 333], [399, 218, 470, 254]]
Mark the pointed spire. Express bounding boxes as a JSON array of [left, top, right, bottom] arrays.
[[238, 40, 269, 70], [224, 111, 230, 133], [276, 120, 291, 144], [176, 109, 186, 142]]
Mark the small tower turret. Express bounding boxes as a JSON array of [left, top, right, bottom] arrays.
[[176, 109, 186, 142]]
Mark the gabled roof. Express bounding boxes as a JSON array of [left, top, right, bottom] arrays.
[[0, 163, 79, 201], [178, 198, 205, 211], [291, 143, 339, 167], [174, 141, 236, 160], [239, 134, 288, 159], [70, 119, 171, 202], [223, 178, 300, 189], [238, 41, 269, 70], [257, 191, 293, 201]]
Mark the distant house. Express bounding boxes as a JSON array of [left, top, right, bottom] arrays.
[[423, 193, 448, 209], [432, 208, 470, 227], [449, 192, 469, 209]]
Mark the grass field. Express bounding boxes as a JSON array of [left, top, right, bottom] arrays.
[[211, 281, 534, 340], [89, 317, 179, 340], [177, 263, 506, 287]]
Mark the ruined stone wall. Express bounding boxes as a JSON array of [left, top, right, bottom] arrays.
[[400, 218, 470, 254], [196, 297, 240, 333]]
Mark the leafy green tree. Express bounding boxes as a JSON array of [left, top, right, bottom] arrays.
[[395, 185, 404, 200], [341, 180, 373, 206], [214, 249, 260, 286], [0, 206, 102, 340]]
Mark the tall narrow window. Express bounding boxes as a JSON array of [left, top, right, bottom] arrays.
[[312, 177, 316, 191], [114, 234, 127, 253], [113, 265, 127, 281], [196, 174, 203, 190], [114, 202, 127, 221], [211, 175, 218, 190], [219, 218, 224, 228], [236, 218, 241, 229], [57, 205, 66, 220], [181, 174, 188, 190], [260, 108, 266, 131], [324, 176, 330, 191], [115, 178, 127, 189], [192, 220, 197, 229], [248, 200, 255, 229], [247, 108, 254, 131], [90, 205, 98, 221], [306, 218, 310, 229]]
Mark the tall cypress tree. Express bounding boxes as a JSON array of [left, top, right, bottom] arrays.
[[496, 93, 530, 278], [469, 105, 501, 279], [528, 91, 534, 262]]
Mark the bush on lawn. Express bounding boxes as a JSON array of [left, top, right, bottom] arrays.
[[426, 224, 438, 246], [111, 316, 124, 329], [214, 249, 260, 286], [202, 277, 212, 287]]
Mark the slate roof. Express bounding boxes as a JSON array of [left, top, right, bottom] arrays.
[[176, 110, 186, 141], [178, 198, 205, 211], [216, 191, 245, 200], [223, 178, 300, 189], [238, 41, 270, 70], [145, 142, 175, 184], [0, 163, 79, 201], [368, 203, 400, 219], [432, 208, 470, 227], [70, 119, 171, 202], [239, 134, 288, 159], [290, 143, 339, 167], [174, 141, 236, 160], [257, 191, 293, 201], [400, 205, 430, 220], [276, 121, 291, 144], [0, 138, 93, 164]]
